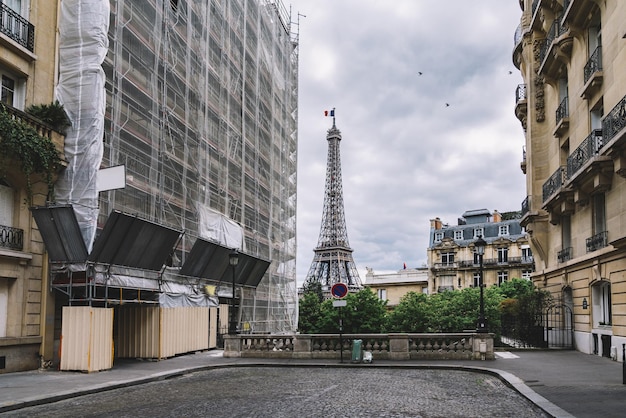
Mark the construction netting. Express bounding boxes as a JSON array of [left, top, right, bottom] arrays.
[[54, 0, 298, 333], [55, 0, 110, 252]]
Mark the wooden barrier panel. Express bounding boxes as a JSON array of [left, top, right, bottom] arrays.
[[60, 306, 113, 372]]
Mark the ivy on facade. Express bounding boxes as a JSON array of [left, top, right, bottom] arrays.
[[0, 103, 62, 203]]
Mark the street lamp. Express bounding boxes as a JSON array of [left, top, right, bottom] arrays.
[[228, 250, 239, 335], [474, 236, 488, 333]]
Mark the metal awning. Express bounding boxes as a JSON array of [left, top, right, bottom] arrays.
[[30, 205, 88, 263], [88, 210, 182, 271], [180, 238, 270, 288]]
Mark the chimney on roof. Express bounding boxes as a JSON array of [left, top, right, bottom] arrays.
[[493, 210, 501, 223], [430, 217, 442, 230]]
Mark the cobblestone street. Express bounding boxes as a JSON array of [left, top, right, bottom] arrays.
[[4, 367, 549, 417]]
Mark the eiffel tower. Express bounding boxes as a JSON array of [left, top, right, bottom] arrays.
[[304, 113, 362, 295]]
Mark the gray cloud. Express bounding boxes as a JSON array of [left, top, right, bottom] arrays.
[[291, 0, 525, 283]]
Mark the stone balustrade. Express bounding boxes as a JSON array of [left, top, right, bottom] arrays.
[[224, 333, 494, 361]]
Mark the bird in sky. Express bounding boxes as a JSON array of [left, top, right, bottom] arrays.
[[508, 71, 513, 74], [445, 103, 450, 107], [418, 72, 423, 76]]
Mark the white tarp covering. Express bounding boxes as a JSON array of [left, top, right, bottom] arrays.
[[55, 0, 110, 252], [197, 205, 244, 249]]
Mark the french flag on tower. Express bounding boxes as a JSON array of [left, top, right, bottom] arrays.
[[324, 109, 335, 117]]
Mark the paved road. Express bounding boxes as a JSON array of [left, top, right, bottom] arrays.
[[2, 367, 549, 417]]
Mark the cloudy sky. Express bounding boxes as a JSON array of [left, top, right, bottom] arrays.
[[288, 1, 526, 285]]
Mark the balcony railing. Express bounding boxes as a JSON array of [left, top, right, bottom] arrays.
[[603, 94, 626, 143], [432, 262, 457, 270], [586, 231, 608, 253], [557, 247, 572, 263], [0, 2, 34, 52], [514, 23, 523, 47], [521, 196, 530, 217], [584, 46, 602, 85], [567, 129, 603, 178], [515, 84, 527, 104], [556, 96, 569, 125], [0, 224, 24, 251], [542, 166, 567, 203]]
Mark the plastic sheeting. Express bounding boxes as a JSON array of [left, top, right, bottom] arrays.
[[55, 0, 110, 252], [197, 205, 244, 250]]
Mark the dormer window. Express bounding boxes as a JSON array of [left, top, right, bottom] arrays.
[[454, 230, 463, 240], [499, 225, 510, 236], [434, 232, 443, 242], [473, 228, 484, 239]]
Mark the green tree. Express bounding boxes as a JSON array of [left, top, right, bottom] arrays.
[[386, 292, 431, 332], [308, 289, 388, 334], [297, 281, 323, 334]]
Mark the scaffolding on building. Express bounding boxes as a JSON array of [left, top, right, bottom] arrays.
[[52, 0, 298, 334]]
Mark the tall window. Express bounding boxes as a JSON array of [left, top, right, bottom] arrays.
[[592, 281, 611, 326], [498, 271, 508, 285], [497, 247, 508, 263], [562, 215, 571, 250], [441, 252, 454, 266], [521, 245, 533, 262], [522, 270, 532, 280], [1, 75, 15, 106], [0, 183, 14, 227], [592, 193, 606, 235], [473, 273, 480, 287], [377, 288, 387, 301]]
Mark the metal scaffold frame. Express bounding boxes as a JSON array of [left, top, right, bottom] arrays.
[[56, 0, 298, 333]]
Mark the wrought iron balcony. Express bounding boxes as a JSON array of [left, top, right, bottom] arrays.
[[521, 196, 530, 217], [556, 96, 569, 125], [516, 84, 527, 103], [432, 262, 457, 270], [0, 2, 34, 52], [554, 96, 569, 137], [0, 224, 24, 251], [542, 166, 567, 203], [586, 231, 608, 253], [520, 146, 527, 174], [584, 46, 602, 85], [557, 247, 572, 263], [603, 94, 626, 144], [567, 129, 603, 178]]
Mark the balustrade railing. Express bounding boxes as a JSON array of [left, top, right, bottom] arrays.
[[567, 129, 603, 178], [0, 2, 34, 51], [603, 94, 626, 143], [542, 166, 567, 202], [0, 224, 23, 251], [584, 46, 602, 85], [226, 333, 494, 361], [586, 231, 608, 253]]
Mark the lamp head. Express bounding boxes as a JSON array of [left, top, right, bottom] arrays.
[[229, 250, 239, 266], [474, 236, 486, 256]]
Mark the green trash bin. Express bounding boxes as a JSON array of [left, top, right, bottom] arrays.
[[351, 339, 363, 363]]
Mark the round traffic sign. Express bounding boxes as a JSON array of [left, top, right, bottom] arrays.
[[331, 282, 349, 299]]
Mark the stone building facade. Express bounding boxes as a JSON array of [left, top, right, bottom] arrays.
[[513, 0, 626, 358], [427, 210, 534, 294], [0, 0, 64, 373], [364, 267, 429, 307]]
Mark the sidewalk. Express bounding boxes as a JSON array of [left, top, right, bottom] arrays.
[[0, 349, 624, 417]]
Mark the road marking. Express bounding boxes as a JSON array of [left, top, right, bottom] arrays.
[[495, 351, 520, 359]]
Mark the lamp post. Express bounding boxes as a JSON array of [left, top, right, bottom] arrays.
[[229, 250, 239, 335], [474, 236, 488, 333]]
